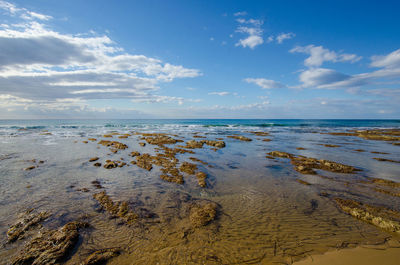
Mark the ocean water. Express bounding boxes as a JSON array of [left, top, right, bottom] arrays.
[[1, 119, 400, 264]]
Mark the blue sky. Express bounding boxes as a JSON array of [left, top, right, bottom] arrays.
[[0, 0, 400, 119]]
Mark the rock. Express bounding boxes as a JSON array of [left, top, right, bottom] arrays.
[[189, 202, 217, 227], [296, 147, 307, 150], [104, 161, 118, 169], [141, 133, 183, 146], [25, 166, 36, 171], [201, 140, 225, 148], [354, 149, 365, 152], [11, 221, 88, 265], [323, 129, 400, 142], [296, 179, 311, 185], [267, 151, 294, 159], [227, 135, 252, 141], [262, 138, 272, 142], [91, 180, 103, 189], [373, 157, 400, 163], [196, 172, 207, 188], [89, 157, 99, 162], [160, 174, 184, 184], [367, 177, 400, 187], [319, 144, 340, 148], [189, 157, 209, 166], [93, 191, 137, 224], [267, 150, 359, 174], [81, 248, 121, 265], [374, 188, 400, 197], [248, 131, 270, 136], [135, 154, 153, 171], [93, 162, 101, 167], [98, 140, 128, 150], [334, 198, 400, 233], [103, 134, 113, 138], [179, 162, 197, 175], [7, 211, 50, 243], [88, 138, 97, 142], [129, 151, 140, 157], [185, 140, 204, 149], [139, 142, 146, 147]]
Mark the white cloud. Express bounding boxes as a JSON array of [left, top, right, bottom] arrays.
[[0, 1, 52, 20], [235, 18, 264, 49], [244, 78, 285, 89], [290, 45, 362, 67], [208, 91, 230, 96], [0, 2, 201, 109], [234, 11, 247, 16], [276, 32, 295, 44], [370, 48, 400, 69], [298, 68, 350, 88]]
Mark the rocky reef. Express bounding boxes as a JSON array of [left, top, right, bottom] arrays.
[[189, 201, 218, 228], [7, 210, 50, 243], [81, 248, 121, 265], [227, 135, 252, 141], [267, 151, 359, 175], [334, 198, 400, 233], [11, 221, 89, 265], [93, 191, 137, 224]]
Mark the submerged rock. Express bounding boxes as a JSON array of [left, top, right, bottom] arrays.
[[267, 151, 359, 175], [373, 157, 400, 163], [81, 248, 121, 265], [189, 201, 217, 227], [227, 135, 252, 141], [324, 129, 400, 142], [11, 221, 88, 265], [7, 211, 50, 243], [179, 162, 197, 175], [319, 144, 340, 148], [196, 172, 207, 188], [248, 131, 270, 136], [93, 191, 137, 224], [89, 157, 99, 162], [98, 140, 128, 150], [201, 140, 226, 148], [160, 174, 184, 184], [296, 179, 311, 186], [185, 140, 204, 149]]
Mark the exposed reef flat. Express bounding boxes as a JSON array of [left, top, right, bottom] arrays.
[[1, 124, 400, 265]]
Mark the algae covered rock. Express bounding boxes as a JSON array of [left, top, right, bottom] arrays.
[[11, 221, 88, 265], [189, 201, 218, 227], [81, 248, 120, 265], [227, 135, 252, 141], [7, 210, 50, 243], [93, 191, 137, 224], [179, 162, 197, 175], [196, 172, 207, 188], [334, 198, 400, 233]]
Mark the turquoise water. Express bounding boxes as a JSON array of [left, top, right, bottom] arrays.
[[1, 119, 400, 130]]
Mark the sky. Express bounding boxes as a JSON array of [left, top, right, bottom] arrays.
[[0, 0, 400, 119]]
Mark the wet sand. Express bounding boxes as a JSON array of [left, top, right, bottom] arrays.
[[295, 241, 400, 265]]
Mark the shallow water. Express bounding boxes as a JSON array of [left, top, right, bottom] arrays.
[[1, 120, 400, 264]]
